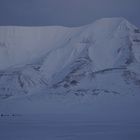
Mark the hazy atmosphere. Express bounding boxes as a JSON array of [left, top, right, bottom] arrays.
[[1, 1, 140, 140], [0, 0, 140, 27]]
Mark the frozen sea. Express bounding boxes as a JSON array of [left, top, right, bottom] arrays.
[[0, 114, 140, 140]]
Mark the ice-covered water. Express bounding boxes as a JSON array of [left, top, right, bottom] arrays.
[[0, 114, 140, 140]]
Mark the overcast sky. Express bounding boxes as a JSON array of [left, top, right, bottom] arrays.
[[0, 0, 140, 27]]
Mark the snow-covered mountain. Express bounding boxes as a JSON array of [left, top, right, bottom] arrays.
[[0, 17, 140, 100]]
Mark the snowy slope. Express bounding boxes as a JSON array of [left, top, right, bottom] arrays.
[[0, 17, 140, 103]]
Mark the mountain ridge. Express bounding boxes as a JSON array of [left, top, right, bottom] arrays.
[[0, 17, 140, 100]]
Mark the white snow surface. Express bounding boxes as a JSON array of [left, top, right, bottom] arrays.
[[1, 113, 140, 140]]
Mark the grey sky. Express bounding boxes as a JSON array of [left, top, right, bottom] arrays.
[[0, 0, 140, 27]]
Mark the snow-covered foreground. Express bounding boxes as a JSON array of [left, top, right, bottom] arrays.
[[0, 94, 140, 140], [0, 114, 140, 140]]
